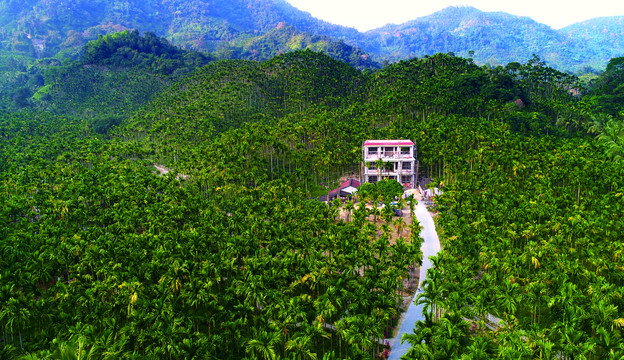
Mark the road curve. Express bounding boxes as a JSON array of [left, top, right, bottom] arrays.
[[387, 200, 441, 360]]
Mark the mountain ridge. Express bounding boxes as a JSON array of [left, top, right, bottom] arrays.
[[356, 6, 618, 70], [1, 1, 624, 71]]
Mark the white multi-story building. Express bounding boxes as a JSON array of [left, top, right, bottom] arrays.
[[361, 139, 416, 188]]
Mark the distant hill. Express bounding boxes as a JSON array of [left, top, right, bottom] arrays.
[[0, 0, 363, 59], [0, 0, 376, 110], [30, 31, 213, 119], [561, 17, 624, 70], [1, 0, 624, 72], [357, 7, 583, 69], [224, 24, 378, 69]]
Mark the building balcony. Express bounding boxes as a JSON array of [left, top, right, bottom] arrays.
[[364, 152, 414, 161], [363, 169, 414, 176]]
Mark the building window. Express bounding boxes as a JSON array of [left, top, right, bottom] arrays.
[[402, 162, 411, 170], [367, 162, 376, 170], [401, 147, 410, 155], [401, 175, 412, 183], [368, 175, 378, 183], [367, 147, 378, 155]]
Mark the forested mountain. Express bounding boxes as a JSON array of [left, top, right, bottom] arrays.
[[561, 17, 624, 70], [0, 0, 377, 111], [3, 32, 624, 358], [0, 0, 362, 61], [223, 24, 378, 69], [1, 0, 624, 72], [4, 31, 213, 117], [360, 7, 586, 70]]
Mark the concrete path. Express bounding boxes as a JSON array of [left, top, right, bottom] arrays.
[[387, 200, 441, 360]]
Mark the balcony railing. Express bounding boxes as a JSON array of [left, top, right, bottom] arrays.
[[363, 168, 414, 176], [364, 152, 413, 161]]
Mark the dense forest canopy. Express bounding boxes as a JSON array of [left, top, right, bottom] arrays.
[[2, 31, 213, 118], [1, 0, 624, 72], [1, 27, 624, 359]]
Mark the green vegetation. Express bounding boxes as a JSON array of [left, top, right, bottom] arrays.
[[400, 57, 624, 358], [0, 0, 371, 68], [223, 25, 380, 70], [2, 0, 624, 74], [405, 115, 624, 358], [0, 31, 213, 119], [2, 39, 624, 360], [78, 30, 212, 70], [360, 6, 587, 71], [357, 180, 404, 204]]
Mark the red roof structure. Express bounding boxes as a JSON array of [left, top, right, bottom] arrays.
[[339, 178, 360, 189], [363, 140, 414, 147], [325, 178, 361, 202]]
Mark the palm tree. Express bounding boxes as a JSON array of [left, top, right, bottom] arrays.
[[344, 198, 355, 222], [595, 119, 624, 161], [393, 216, 406, 237], [246, 330, 281, 360], [374, 158, 385, 181], [285, 333, 317, 360]]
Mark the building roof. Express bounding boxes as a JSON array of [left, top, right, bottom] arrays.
[[328, 188, 341, 198], [363, 139, 414, 147], [326, 178, 361, 200], [327, 189, 353, 199], [340, 178, 360, 189]]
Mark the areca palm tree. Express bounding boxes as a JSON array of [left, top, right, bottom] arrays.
[[393, 216, 406, 237], [374, 158, 385, 180], [344, 198, 355, 222], [285, 333, 317, 360], [593, 118, 624, 161]]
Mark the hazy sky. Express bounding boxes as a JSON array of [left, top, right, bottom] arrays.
[[285, 0, 624, 31]]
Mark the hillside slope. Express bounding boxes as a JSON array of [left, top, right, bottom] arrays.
[[358, 7, 585, 70], [0, 0, 359, 56], [1, 1, 624, 72], [561, 16, 624, 70], [127, 49, 365, 139]]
